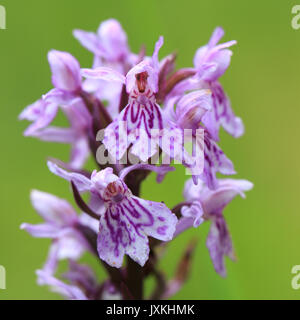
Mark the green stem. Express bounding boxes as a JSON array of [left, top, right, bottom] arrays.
[[126, 257, 144, 300]]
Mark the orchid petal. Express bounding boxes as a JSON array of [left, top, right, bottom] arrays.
[[194, 27, 236, 82], [73, 29, 105, 56], [42, 242, 59, 275], [31, 127, 76, 143], [48, 50, 82, 92], [181, 201, 204, 228], [47, 161, 92, 192], [19, 99, 44, 122], [97, 195, 177, 268], [56, 229, 87, 260], [152, 36, 164, 71], [176, 89, 212, 129], [29, 190, 77, 225], [119, 164, 175, 181], [20, 223, 61, 238], [81, 67, 125, 84], [203, 179, 253, 214], [23, 102, 59, 136], [43, 88, 77, 105], [36, 270, 87, 300], [206, 216, 235, 277], [201, 132, 236, 189], [208, 27, 225, 48], [133, 196, 177, 241], [97, 19, 129, 61], [183, 177, 253, 215]]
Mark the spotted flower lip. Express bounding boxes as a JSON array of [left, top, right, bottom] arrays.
[[47, 161, 178, 268]]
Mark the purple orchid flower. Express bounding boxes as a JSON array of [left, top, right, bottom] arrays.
[[195, 28, 244, 140], [19, 50, 83, 136], [47, 161, 178, 268], [178, 178, 253, 277], [19, 51, 95, 168], [167, 27, 244, 142], [74, 19, 133, 65], [164, 89, 235, 188], [19, 50, 83, 133], [48, 50, 82, 92], [81, 37, 166, 163], [74, 19, 138, 120], [81, 38, 209, 181], [193, 27, 237, 82], [21, 190, 96, 274]]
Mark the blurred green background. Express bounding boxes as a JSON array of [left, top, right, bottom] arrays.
[[0, 0, 299, 300]]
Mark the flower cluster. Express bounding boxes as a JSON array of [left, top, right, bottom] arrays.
[[20, 19, 253, 300]]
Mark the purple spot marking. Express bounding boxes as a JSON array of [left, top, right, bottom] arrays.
[[157, 225, 168, 236]]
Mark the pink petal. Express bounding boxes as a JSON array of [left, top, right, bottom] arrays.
[[202, 132, 236, 189], [48, 50, 82, 92], [152, 36, 164, 71], [36, 270, 87, 300], [202, 179, 253, 214], [73, 29, 105, 56], [20, 223, 61, 238], [47, 161, 92, 192], [208, 27, 225, 47], [31, 127, 76, 143], [206, 216, 235, 277], [133, 196, 178, 241], [19, 99, 43, 121], [97, 19, 129, 61], [23, 102, 59, 136], [29, 190, 77, 225], [81, 67, 125, 83], [97, 195, 177, 268]]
